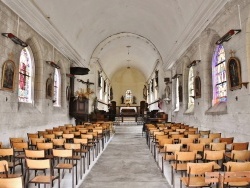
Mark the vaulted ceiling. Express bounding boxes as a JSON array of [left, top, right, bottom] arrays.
[[3, 0, 227, 80]]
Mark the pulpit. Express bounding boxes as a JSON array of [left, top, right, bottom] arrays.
[[69, 97, 89, 124]]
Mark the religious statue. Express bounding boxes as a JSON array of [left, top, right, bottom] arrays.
[[121, 95, 124, 104]]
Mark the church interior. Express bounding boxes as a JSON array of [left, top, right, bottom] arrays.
[[1, 0, 250, 187]]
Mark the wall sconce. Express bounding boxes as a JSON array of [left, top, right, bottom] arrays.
[[215, 29, 241, 45], [2, 33, 28, 47], [172, 74, 182, 79], [187, 60, 201, 68], [164, 77, 172, 84], [46, 61, 60, 69], [66, 73, 75, 78]]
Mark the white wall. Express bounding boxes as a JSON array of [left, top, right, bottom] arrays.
[[168, 0, 250, 142], [0, 3, 73, 146]]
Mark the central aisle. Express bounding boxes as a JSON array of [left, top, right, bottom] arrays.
[[79, 125, 170, 188]]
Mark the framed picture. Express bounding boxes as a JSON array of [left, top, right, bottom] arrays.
[[1, 60, 15, 91], [46, 75, 53, 99], [195, 76, 201, 99], [227, 57, 242, 91]]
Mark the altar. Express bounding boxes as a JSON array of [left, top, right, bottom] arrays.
[[120, 107, 137, 113]]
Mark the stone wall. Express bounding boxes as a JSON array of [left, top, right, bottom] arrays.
[[0, 2, 73, 146], [170, 0, 250, 142]]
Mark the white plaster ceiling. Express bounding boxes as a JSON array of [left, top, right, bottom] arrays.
[[2, 0, 227, 79]]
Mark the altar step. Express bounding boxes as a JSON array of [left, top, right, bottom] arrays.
[[114, 116, 144, 126]]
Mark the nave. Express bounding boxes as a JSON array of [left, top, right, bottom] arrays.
[[79, 125, 169, 188]]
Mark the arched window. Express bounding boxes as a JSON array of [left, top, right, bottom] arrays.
[[53, 68, 61, 107], [188, 67, 194, 108], [175, 77, 180, 111], [212, 44, 227, 105], [18, 46, 34, 103], [125, 90, 132, 104]]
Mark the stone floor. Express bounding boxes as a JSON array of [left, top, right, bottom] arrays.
[[79, 125, 170, 188]]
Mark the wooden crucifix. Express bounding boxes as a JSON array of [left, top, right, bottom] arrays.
[[77, 79, 94, 89]]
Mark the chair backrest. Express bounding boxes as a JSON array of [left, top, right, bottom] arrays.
[[0, 160, 9, 174], [209, 142, 226, 151], [64, 143, 81, 150], [219, 137, 234, 144], [62, 133, 74, 139], [158, 138, 173, 146], [208, 133, 221, 141], [43, 134, 55, 139], [73, 138, 88, 145], [231, 142, 249, 150], [53, 149, 73, 158], [187, 162, 214, 175], [187, 134, 200, 139], [25, 149, 45, 159], [231, 150, 250, 161], [199, 130, 210, 137], [9, 138, 25, 146], [30, 138, 45, 146], [225, 161, 250, 171], [0, 176, 23, 188], [187, 143, 205, 153], [198, 138, 213, 145], [175, 151, 196, 161], [36, 142, 53, 150], [0, 148, 14, 156], [203, 150, 225, 161], [164, 144, 182, 152], [26, 158, 50, 169], [179, 138, 195, 145], [51, 138, 66, 147], [12, 142, 28, 150], [205, 172, 220, 184], [223, 171, 250, 186]]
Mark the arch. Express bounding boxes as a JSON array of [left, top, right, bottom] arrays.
[[89, 32, 163, 79]]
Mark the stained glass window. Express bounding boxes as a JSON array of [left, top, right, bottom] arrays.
[[18, 47, 34, 103], [188, 67, 194, 107], [175, 78, 180, 111], [53, 68, 61, 107], [125, 90, 132, 104], [212, 44, 227, 104]]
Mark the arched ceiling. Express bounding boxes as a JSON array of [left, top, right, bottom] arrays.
[[2, 0, 227, 79]]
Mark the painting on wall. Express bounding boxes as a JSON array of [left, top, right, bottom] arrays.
[[227, 56, 242, 91], [46, 74, 53, 99], [195, 76, 201, 99], [1, 60, 15, 91]]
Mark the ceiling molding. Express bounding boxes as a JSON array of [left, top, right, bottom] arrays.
[[2, 0, 88, 68], [163, 0, 227, 71]]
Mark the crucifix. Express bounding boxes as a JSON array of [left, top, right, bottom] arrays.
[[77, 79, 94, 89]]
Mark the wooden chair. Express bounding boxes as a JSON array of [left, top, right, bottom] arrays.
[[161, 144, 182, 174], [171, 151, 196, 187], [62, 133, 74, 143], [199, 130, 210, 138], [209, 142, 226, 151], [231, 142, 249, 151], [225, 150, 250, 162], [224, 161, 250, 172], [187, 143, 205, 161], [53, 149, 76, 188], [203, 150, 225, 170], [180, 162, 215, 188], [0, 176, 24, 188], [73, 138, 89, 172], [205, 171, 221, 188], [43, 134, 56, 142], [25, 158, 59, 188], [179, 138, 195, 151], [36, 142, 54, 159], [198, 138, 213, 149], [9, 138, 25, 147], [222, 171, 250, 188], [208, 133, 221, 142], [12, 142, 28, 175], [64, 143, 82, 181], [0, 148, 22, 174], [52, 138, 66, 149], [30, 138, 45, 149], [0, 160, 21, 178]]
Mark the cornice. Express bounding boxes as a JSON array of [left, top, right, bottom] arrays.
[[163, 0, 228, 71], [2, 0, 87, 68]]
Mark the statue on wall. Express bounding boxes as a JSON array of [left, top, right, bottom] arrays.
[[121, 95, 124, 104]]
